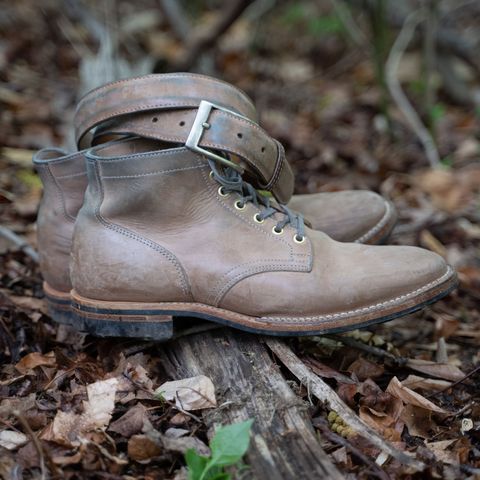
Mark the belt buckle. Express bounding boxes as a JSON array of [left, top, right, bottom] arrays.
[[185, 100, 248, 173]]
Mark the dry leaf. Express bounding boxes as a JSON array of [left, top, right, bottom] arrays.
[[128, 434, 163, 462], [386, 377, 446, 413], [15, 351, 56, 374], [401, 375, 452, 392], [359, 406, 403, 442], [170, 412, 190, 426], [155, 375, 216, 411], [425, 439, 459, 465], [84, 377, 118, 428], [401, 405, 434, 439], [347, 357, 384, 381], [41, 378, 118, 446], [109, 403, 149, 437], [406, 359, 465, 382], [305, 357, 356, 384], [0, 430, 28, 450]]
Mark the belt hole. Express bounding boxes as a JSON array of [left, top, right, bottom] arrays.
[[179, 121, 185, 126], [152, 117, 158, 123], [261, 147, 265, 152], [237, 133, 243, 139]]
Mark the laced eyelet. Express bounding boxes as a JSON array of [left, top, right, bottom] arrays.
[[218, 186, 229, 197], [293, 234, 305, 244], [235, 200, 246, 210], [209, 171, 214, 179], [254, 213, 264, 224], [272, 226, 284, 235]]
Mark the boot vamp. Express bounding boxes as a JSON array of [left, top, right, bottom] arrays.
[[219, 229, 448, 318], [288, 191, 389, 242]]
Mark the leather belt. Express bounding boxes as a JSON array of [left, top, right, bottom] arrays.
[[74, 73, 294, 203]]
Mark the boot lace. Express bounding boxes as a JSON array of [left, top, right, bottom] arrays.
[[208, 159, 305, 242]]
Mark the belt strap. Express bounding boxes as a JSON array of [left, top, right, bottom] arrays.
[[74, 74, 294, 204]]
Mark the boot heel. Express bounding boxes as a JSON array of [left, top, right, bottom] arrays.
[[43, 282, 75, 326], [71, 294, 174, 340]]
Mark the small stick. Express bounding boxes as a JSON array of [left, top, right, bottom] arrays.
[[314, 418, 390, 480], [385, 9, 440, 167], [427, 364, 480, 399], [0, 226, 39, 263], [327, 334, 407, 366], [266, 338, 426, 471], [14, 410, 48, 480]]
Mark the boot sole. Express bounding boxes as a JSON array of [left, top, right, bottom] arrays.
[[44, 267, 457, 340]]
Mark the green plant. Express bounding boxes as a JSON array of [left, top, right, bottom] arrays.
[[185, 419, 254, 480]]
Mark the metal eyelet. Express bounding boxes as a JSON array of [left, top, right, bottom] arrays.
[[209, 171, 214, 179], [293, 234, 306, 244], [254, 213, 264, 224], [235, 200, 246, 210], [218, 186, 229, 197], [272, 226, 284, 235]]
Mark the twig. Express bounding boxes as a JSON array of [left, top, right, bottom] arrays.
[[266, 338, 426, 472], [174, 0, 256, 71], [0, 226, 39, 263], [329, 0, 368, 47], [314, 418, 390, 480], [157, 0, 191, 41], [327, 334, 407, 366], [14, 410, 48, 480], [427, 363, 480, 399], [385, 9, 440, 167], [422, 0, 437, 133]]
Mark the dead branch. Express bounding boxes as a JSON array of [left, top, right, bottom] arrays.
[[385, 9, 440, 168], [159, 331, 342, 479], [157, 0, 191, 41], [0, 226, 39, 263], [173, 0, 256, 71], [266, 338, 426, 472]]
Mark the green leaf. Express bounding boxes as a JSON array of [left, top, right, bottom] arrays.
[[207, 473, 230, 480], [209, 419, 254, 467], [185, 449, 209, 480]]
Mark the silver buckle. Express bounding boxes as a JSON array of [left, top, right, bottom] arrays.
[[185, 100, 250, 173]]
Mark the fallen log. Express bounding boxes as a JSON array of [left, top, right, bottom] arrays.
[[158, 329, 342, 480]]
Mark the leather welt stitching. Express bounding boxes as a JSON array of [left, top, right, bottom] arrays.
[[93, 163, 191, 298], [259, 268, 453, 323]]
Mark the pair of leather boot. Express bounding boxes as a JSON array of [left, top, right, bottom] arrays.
[[33, 74, 456, 340]]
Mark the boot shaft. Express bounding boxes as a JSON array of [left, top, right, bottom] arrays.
[[34, 149, 87, 292]]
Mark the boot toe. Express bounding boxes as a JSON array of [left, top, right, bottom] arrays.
[[289, 191, 395, 244]]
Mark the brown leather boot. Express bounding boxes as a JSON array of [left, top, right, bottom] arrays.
[[64, 76, 455, 339], [34, 75, 395, 325], [33, 148, 87, 323]]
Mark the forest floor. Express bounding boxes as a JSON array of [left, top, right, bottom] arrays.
[[0, 1, 479, 479]]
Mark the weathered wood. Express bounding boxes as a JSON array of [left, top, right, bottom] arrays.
[[159, 329, 341, 480]]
